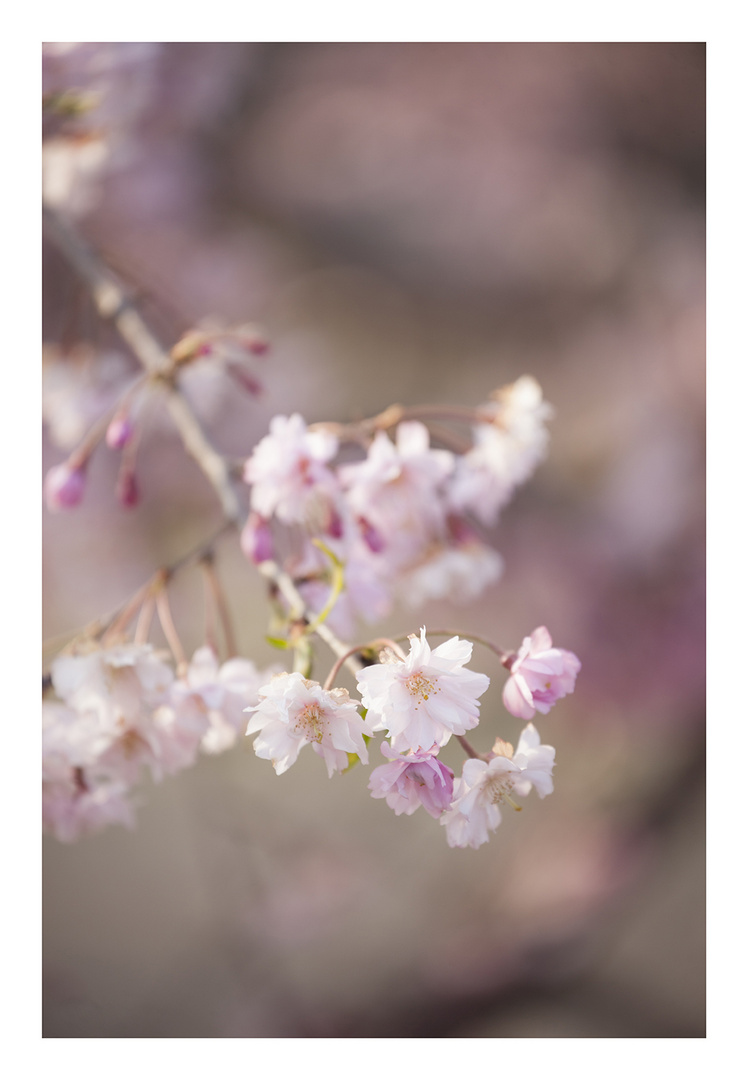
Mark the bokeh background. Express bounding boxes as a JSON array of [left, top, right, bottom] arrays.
[[42, 42, 705, 1038]]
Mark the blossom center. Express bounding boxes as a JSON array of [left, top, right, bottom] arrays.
[[485, 774, 516, 806], [404, 671, 438, 704], [292, 702, 328, 743]]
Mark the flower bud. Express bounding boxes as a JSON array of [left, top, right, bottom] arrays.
[[240, 512, 274, 564], [116, 469, 139, 508], [44, 462, 86, 511], [358, 516, 385, 553], [106, 413, 135, 450]]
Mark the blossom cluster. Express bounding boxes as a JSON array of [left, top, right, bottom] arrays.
[[245, 626, 580, 849], [241, 376, 552, 635], [43, 642, 277, 842]]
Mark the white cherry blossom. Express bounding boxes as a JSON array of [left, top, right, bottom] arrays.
[[441, 724, 555, 849], [245, 672, 373, 777], [356, 628, 490, 753]]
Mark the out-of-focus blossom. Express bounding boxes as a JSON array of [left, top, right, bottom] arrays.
[[357, 628, 490, 753], [502, 626, 581, 721], [165, 646, 276, 755], [44, 461, 86, 511], [441, 723, 555, 849], [368, 743, 454, 818], [448, 377, 552, 526], [339, 421, 454, 565], [245, 671, 373, 777], [50, 643, 176, 782], [243, 413, 340, 526], [398, 536, 504, 608], [42, 701, 136, 842]]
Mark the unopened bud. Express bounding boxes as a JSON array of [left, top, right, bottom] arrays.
[[240, 512, 274, 564], [106, 413, 135, 450], [326, 504, 344, 540], [227, 362, 263, 397], [44, 462, 86, 511], [358, 516, 385, 553], [116, 469, 139, 508]]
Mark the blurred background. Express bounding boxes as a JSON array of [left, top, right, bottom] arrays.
[[42, 42, 705, 1038]]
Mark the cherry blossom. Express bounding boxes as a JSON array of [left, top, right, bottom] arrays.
[[441, 723, 556, 849], [245, 672, 373, 777], [356, 628, 490, 753], [243, 413, 340, 527], [339, 421, 455, 567], [164, 646, 277, 755], [502, 626, 581, 720], [448, 376, 553, 526], [368, 743, 454, 818]]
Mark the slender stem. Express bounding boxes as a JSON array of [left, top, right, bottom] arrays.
[[156, 586, 188, 670], [43, 205, 242, 523], [42, 520, 235, 663], [133, 592, 156, 646], [455, 734, 488, 761], [66, 371, 148, 470], [255, 559, 359, 673], [201, 556, 238, 659], [322, 637, 406, 691]]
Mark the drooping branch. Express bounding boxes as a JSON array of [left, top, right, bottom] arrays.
[[43, 204, 242, 524], [42, 206, 362, 675]]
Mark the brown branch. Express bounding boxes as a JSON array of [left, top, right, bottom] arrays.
[[43, 204, 242, 524]]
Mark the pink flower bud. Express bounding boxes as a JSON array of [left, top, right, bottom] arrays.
[[227, 362, 263, 397], [242, 335, 269, 356], [44, 462, 86, 511], [106, 413, 135, 450], [325, 504, 344, 540], [116, 470, 139, 508], [358, 516, 385, 553], [240, 512, 274, 564]]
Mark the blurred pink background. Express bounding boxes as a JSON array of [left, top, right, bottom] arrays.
[[43, 42, 704, 1038]]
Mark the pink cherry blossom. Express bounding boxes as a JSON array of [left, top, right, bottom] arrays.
[[502, 626, 581, 721], [243, 413, 340, 526], [338, 421, 455, 567], [368, 743, 454, 818], [245, 671, 373, 777], [356, 628, 490, 753], [441, 723, 555, 849], [447, 376, 553, 526], [165, 646, 277, 755]]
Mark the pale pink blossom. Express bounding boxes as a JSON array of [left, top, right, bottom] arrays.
[[441, 724, 555, 849], [368, 743, 454, 818], [42, 702, 136, 842], [339, 422, 454, 565], [356, 628, 490, 753], [448, 376, 553, 526], [502, 626, 581, 720], [50, 643, 176, 782], [245, 672, 373, 777], [243, 413, 340, 526], [165, 646, 277, 755], [398, 537, 504, 608]]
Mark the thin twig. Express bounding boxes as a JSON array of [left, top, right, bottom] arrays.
[[43, 204, 242, 523]]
